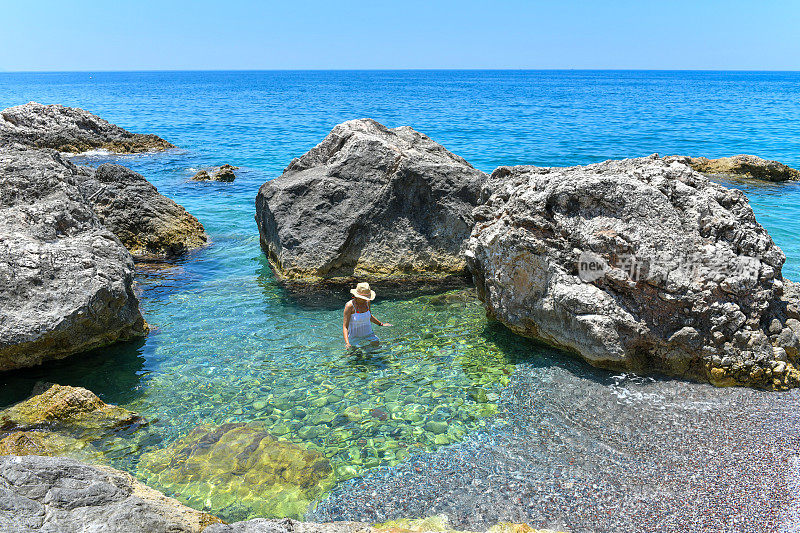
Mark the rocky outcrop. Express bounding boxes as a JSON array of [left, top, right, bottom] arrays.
[[0, 382, 144, 433], [0, 102, 174, 153], [193, 164, 238, 182], [76, 163, 207, 257], [255, 119, 486, 285], [468, 155, 800, 389], [138, 422, 335, 521], [0, 146, 147, 372], [670, 154, 800, 182], [0, 455, 222, 532]]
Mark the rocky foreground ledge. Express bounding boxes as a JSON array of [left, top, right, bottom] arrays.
[[0, 102, 174, 153], [468, 155, 800, 389], [255, 119, 486, 286], [0, 456, 558, 532]]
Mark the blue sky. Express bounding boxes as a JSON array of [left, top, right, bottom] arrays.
[[2, 0, 798, 70]]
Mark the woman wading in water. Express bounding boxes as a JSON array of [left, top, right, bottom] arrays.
[[343, 282, 392, 348]]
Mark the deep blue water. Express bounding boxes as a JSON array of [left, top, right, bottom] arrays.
[[1, 71, 800, 530]]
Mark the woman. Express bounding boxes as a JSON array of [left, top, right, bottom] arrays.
[[343, 282, 392, 348]]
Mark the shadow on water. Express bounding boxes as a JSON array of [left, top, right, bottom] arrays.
[[478, 319, 684, 389], [0, 337, 149, 409], [255, 261, 473, 311]]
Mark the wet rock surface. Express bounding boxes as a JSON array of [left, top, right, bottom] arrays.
[[670, 154, 800, 182], [138, 422, 336, 521], [311, 351, 800, 532], [0, 102, 174, 153], [255, 118, 486, 285], [468, 155, 800, 388], [194, 164, 238, 182], [0, 455, 222, 532], [76, 163, 207, 257], [0, 145, 147, 371]]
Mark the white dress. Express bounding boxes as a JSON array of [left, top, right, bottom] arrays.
[[348, 308, 379, 345]]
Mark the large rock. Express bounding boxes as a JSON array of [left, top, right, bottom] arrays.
[[468, 155, 800, 389], [76, 164, 207, 257], [255, 119, 486, 285], [671, 154, 800, 182], [0, 146, 147, 371], [0, 455, 222, 532], [0, 102, 174, 153], [138, 422, 335, 521], [0, 382, 144, 434]]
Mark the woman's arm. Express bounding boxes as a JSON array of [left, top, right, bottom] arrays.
[[368, 303, 391, 327], [343, 303, 353, 347]]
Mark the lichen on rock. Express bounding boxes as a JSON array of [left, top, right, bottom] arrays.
[[138, 422, 335, 521]]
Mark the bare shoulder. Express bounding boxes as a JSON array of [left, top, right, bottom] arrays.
[[343, 300, 354, 314]]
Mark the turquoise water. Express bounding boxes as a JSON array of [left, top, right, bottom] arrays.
[[1, 71, 800, 528]]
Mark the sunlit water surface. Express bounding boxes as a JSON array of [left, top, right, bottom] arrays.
[[1, 71, 799, 531]]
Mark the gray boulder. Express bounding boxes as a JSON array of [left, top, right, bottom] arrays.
[[255, 119, 486, 285], [669, 154, 800, 182], [468, 155, 800, 389], [0, 146, 147, 372], [76, 164, 207, 257], [0, 455, 222, 532], [0, 102, 174, 153]]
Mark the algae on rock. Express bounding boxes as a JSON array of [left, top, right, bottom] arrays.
[[138, 422, 335, 521]]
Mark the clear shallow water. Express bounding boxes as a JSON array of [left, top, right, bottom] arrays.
[[1, 71, 800, 529]]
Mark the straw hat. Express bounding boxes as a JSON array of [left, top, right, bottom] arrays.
[[350, 282, 376, 301]]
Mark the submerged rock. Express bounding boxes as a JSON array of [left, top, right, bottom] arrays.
[[0, 430, 104, 462], [670, 154, 800, 182], [468, 155, 800, 389], [76, 163, 207, 257], [0, 455, 222, 532], [255, 119, 486, 285], [0, 146, 147, 371], [0, 102, 174, 153], [193, 164, 238, 182], [0, 382, 144, 433], [138, 422, 335, 521]]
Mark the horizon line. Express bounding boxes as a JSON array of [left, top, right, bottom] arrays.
[[1, 68, 799, 74]]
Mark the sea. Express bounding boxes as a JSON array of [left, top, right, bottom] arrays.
[[1, 70, 799, 532]]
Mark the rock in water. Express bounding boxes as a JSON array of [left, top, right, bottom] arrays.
[[0, 456, 222, 532], [214, 164, 237, 182], [468, 155, 800, 389], [255, 119, 486, 285], [76, 163, 207, 257], [138, 422, 335, 521], [0, 102, 174, 153], [192, 164, 237, 182], [0, 382, 144, 433], [671, 154, 800, 182], [0, 146, 147, 371]]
